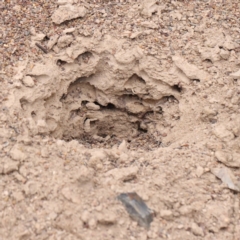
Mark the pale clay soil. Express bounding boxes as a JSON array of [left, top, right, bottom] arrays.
[[1, 0, 240, 239]]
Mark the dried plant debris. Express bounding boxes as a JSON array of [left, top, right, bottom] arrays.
[[211, 167, 240, 192], [117, 192, 154, 229]]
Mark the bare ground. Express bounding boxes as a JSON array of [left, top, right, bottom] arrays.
[[1, 0, 240, 239]]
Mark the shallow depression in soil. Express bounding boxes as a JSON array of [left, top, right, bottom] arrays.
[[12, 36, 181, 149]]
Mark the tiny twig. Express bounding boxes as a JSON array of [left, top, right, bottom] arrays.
[[35, 43, 48, 54]]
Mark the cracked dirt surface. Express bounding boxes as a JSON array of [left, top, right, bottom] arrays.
[[1, 0, 240, 239]]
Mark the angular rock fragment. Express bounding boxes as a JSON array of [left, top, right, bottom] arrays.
[[191, 222, 204, 237], [215, 151, 240, 168], [106, 166, 138, 182], [200, 107, 218, 123], [10, 145, 27, 162], [198, 46, 221, 62], [230, 69, 240, 79], [117, 192, 154, 229], [97, 211, 117, 225], [47, 35, 59, 50], [213, 125, 235, 142], [57, 35, 74, 48], [172, 55, 210, 81], [0, 159, 20, 174], [52, 5, 87, 24], [211, 167, 240, 192], [223, 35, 239, 50], [141, 0, 159, 17], [219, 49, 230, 60], [86, 102, 100, 111]]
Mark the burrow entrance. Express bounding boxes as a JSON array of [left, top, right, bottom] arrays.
[[16, 44, 181, 150], [58, 74, 179, 149]]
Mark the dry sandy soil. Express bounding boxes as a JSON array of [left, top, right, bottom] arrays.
[[1, 0, 240, 239]]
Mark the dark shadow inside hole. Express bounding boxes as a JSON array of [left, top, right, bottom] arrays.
[[125, 74, 146, 88], [43, 36, 50, 41], [94, 101, 102, 107], [138, 123, 148, 133], [98, 133, 107, 138], [31, 111, 36, 117], [76, 51, 93, 64], [56, 59, 67, 66], [203, 59, 212, 64], [81, 101, 89, 106], [123, 176, 136, 182], [90, 120, 98, 128], [20, 98, 28, 110], [93, 102, 116, 109], [172, 84, 182, 92], [192, 79, 200, 82], [121, 94, 142, 102], [60, 93, 67, 102], [164, 95, 179, 103], [69, 75, 94, 86], [106, 103, 116, 109]]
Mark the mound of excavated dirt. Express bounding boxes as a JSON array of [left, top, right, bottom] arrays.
[[1, 0, 240, 239]]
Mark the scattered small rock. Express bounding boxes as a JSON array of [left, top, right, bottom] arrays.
[[230, 69, 240, 79], [173, 55, 210, 81], [52, 5, 87, 24], [213, 125, 235, 142], [160, 210, 173, 220], [47, 35, 59, 50], [196, 166, 204, 178], [41, 147, 49, 158], [215, 151, 240, 168], [191, 222, 204, 237], [117, 192, 154, 229], [22, 76, 35, 87], [86, 102, 100, 111], [10, 145, 27, 162], [1, 159, 20, 174], [57, 35, 74, 48], [211, 167, 240, 192], [106, 166, 138, 182], [141, 0, 159, 17], [97, 211, 117, 225]]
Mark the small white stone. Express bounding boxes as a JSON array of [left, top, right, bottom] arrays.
[[160, 210, 173, 220]]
